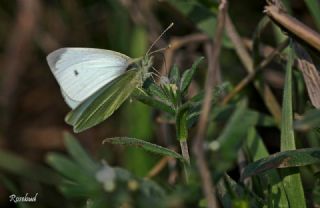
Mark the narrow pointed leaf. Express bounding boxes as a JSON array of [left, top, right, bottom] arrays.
[[180, 57, 204, 93], [210, 100, 258, 173], [133, 88, 175, 114], [280, 46, 306, 208], [103, 137, 184, 161], [169, 65, 180, 84]]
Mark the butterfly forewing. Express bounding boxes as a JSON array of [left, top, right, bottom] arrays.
[[65, 69, 142, 132], [47, 48, 131, 108]]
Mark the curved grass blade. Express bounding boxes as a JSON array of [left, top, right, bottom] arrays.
[[242, 148, 320, 179], [66, 69, 141, 133], [103, 137, 184, 162]]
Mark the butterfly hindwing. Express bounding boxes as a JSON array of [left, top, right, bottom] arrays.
[[65, 69, 142, 132], [47, 48, 131, 108]]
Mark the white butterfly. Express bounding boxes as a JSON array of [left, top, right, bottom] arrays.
[[47, 48, 131, 109]]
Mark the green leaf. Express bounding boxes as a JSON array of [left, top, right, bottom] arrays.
[[169, 65, 180, 84], [147, 83, 168, 103], [216, 174, 263, 208], [242, 148, 320, 179], [245, 128, 289, 207], [46, 153, 95, 184], [280, 46, 306, 208], [64, 132, 99, 172], [210, 100, 257, 173], [180, 57, 204, 93], [294, 109, 320, 131], [133, 88, 175, 114], [66, 69, 141, 133], [0, 150, 60, 185], [103, 137, 184, 161], [176, 104, 190, 141]]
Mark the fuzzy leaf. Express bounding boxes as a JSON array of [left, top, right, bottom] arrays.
[[133, 88, 175, 114], [180, 57, 204, 93], [169, 65, 180, 84], [103, 137, 184, 161]]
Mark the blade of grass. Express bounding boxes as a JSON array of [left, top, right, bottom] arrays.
[[280, 44, 306, 208]]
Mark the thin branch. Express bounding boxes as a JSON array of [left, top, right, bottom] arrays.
[[193, 1, 228, 207], [145, 156, 171, 179], [265, 4, 320, 52]]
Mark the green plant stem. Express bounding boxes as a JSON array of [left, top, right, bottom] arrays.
[[180, 140, 190, 182], [180, 140, 190, 164]]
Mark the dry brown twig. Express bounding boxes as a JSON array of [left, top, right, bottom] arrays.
[[193, 1, 228, 207], [145, 156, 171, 179], [265, 4, 320, 52]]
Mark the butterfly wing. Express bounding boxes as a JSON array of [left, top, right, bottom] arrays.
[[65, 69, 142, 132], [47, 48, 131, 109]]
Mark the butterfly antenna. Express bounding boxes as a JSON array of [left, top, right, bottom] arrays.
[[146, 22, 174, 56], [160, 52, 168, 77], [148, 44, 171, 56]]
